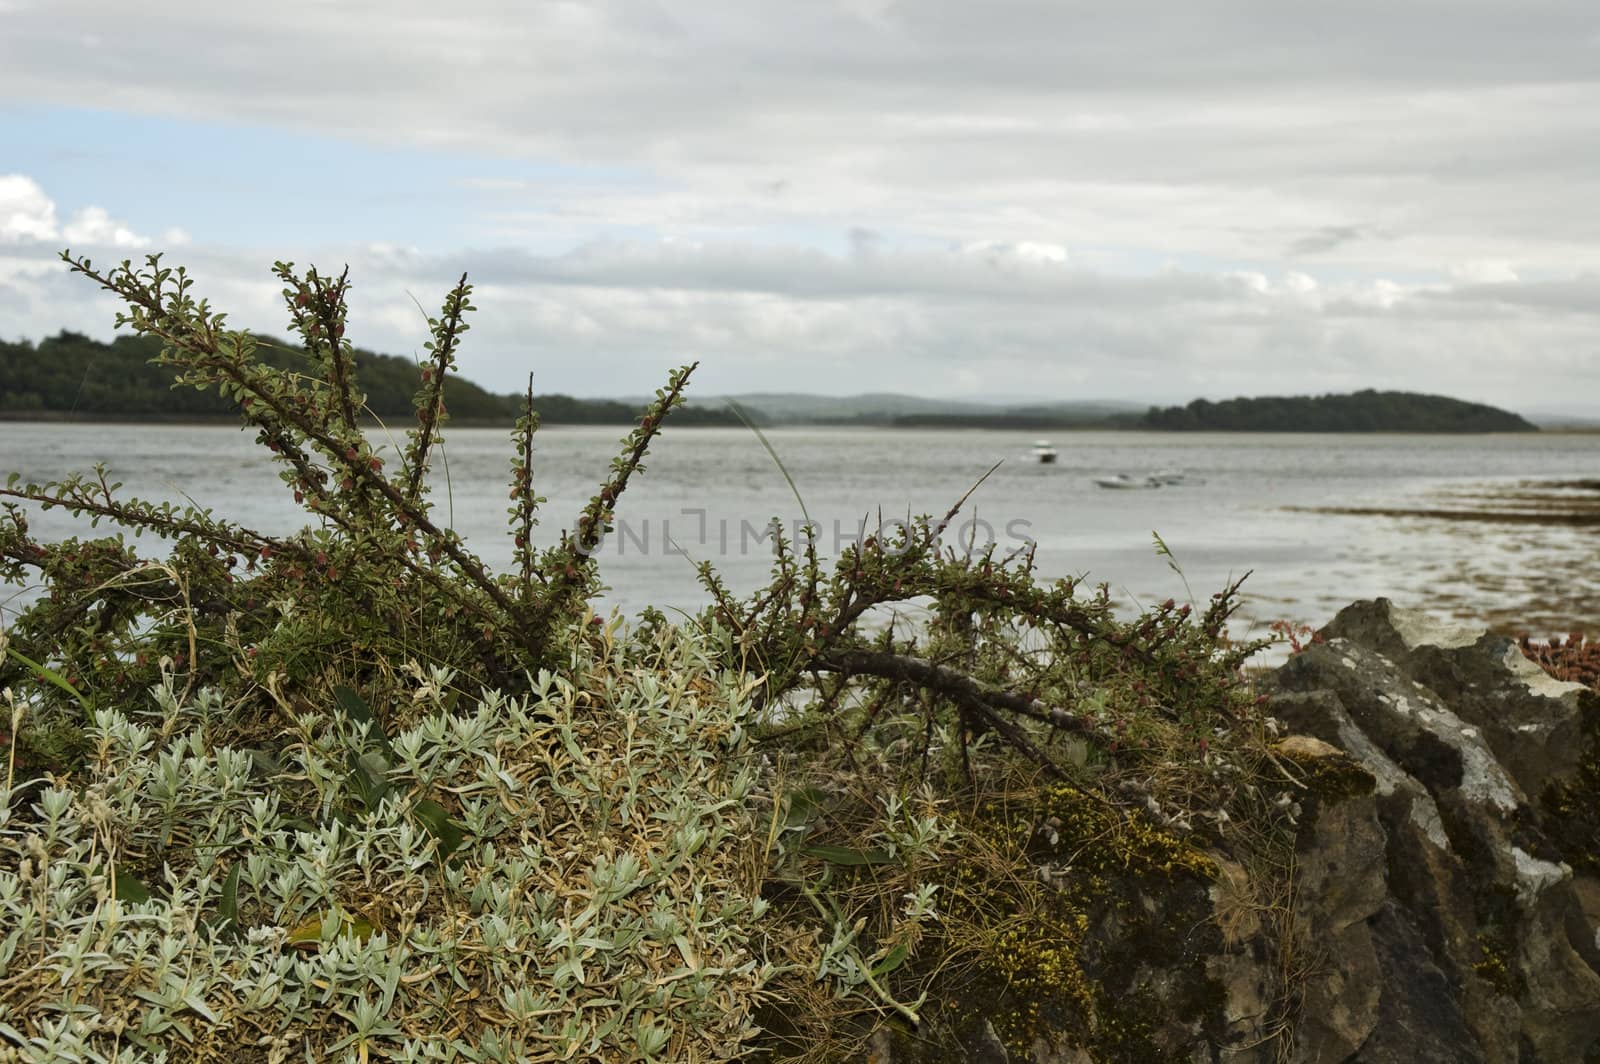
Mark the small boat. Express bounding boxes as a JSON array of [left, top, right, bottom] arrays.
[[1093, 473, 1161, 490], [1147, 469, 1206, 486], [1032, 440, 1059, 464]]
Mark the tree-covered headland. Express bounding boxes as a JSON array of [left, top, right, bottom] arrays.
[[1140, 389, 1537, 432], [0, 328, 742, 425]]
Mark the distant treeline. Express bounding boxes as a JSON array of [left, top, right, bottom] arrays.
[[0, 331, 744, 426], [1139, 390, 1537, 433], [890, 413, 1136, 429], [2, 333, 1542, 434]]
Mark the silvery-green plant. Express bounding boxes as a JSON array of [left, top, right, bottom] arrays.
[[0, 625, 771, 1062]]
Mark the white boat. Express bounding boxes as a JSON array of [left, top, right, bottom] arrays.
[[1032, 440, 1058, 464], [1093, 473, 1161, 490]]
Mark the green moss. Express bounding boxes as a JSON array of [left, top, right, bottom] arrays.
[[1285, 752, 1376, 804], [896, 783, 1225, 1062], [1472, 931, 1514, 995]]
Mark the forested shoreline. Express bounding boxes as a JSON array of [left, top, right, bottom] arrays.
[[0, 330, 744, 425], [3, 331, 1540, 432], [1139, 389, 1538, 432]]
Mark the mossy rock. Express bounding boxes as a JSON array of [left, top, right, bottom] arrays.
[[889, 783, 1229, 1062], [1272, 735, 1377, 804]]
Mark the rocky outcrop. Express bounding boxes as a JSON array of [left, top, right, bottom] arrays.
[[868, 599, 1600, 1063], [1265, 599, 1600, 1063]]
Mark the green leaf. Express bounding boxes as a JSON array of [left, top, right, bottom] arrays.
[[412, 798, 467, 859], [285, 916, 321, 946], [803, 845, 894, 866], [334, 684, 392, 754], [347, 749, 393, 811], [114, 868, 151, 903], [287, 909, 376, 948], [218, 863, 241, 929], [870, 941, 911, 978], [6, 647, 95, 726], [784, 785, 830, 828], [182, 993, 220, 1025], [333, 684, 372, 722], [200, 862, 243, 943]]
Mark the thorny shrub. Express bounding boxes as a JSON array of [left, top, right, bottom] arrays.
[[0, 253, 1293, 1061]]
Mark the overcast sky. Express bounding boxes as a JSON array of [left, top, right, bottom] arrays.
[[3, 0, 1599, 409]]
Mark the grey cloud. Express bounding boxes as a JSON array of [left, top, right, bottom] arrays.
[[5, 1, 1599, 277], [1416, 276, 1600, 314], [1287, 225, 1370, 257], [0, 280, 29, 318], [6, 0, 1600, 409], [12, 233, 1597, 415], [417, 240, 1246, 306]]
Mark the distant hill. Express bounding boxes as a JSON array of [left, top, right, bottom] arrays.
[[0, 331, 741, 426], [889, 406, 1142, 430], [708, 392, 998, 422], [5, 335, 1542, 435], [1521, 407, 1600, 430], [709, 393, 1143, 426], [1140, 390, 1537, 433]]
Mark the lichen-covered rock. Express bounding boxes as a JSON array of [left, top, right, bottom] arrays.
[[1271, 598, 1600, 1063], [860, 600, 1600, 1064], [1320, 599, 1595, 800]]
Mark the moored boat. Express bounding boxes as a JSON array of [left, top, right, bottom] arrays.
[[1093, 473, 1161, 489], [1148, 468, 1204, 486]]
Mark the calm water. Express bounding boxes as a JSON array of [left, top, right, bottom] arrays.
[[3, 423, 1596, 642]]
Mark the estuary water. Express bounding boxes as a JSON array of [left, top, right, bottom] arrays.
[[3, 422, 1597, 642]]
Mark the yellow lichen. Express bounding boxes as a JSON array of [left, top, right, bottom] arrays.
[[911, 781, 1221, 1060]]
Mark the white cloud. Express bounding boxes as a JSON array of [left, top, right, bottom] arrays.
[[62, 206, 147, 248], [1449, 260, 1519, 285], [962, 241, 1069, 266], [0, 174, 58, 243], [1280, 272, 1320, 296], [4, 226, 1598, 412], [0, 174, 152, 249]]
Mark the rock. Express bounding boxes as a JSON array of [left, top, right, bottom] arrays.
[[1268, 599, 1600, 1062], [1320, 598, 1595, 799], [1283, 795, 1387, 1063], [866, 599, 1600, 1062]]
